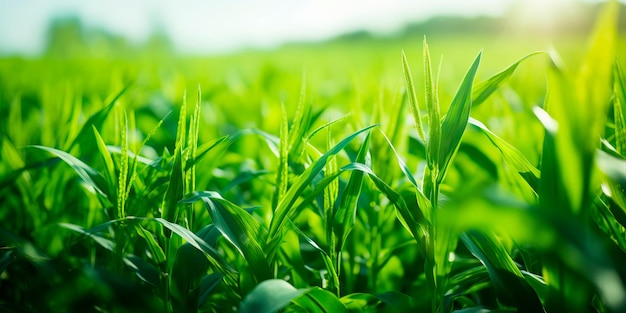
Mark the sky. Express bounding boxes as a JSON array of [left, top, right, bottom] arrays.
[[0, 0, 609, 55]]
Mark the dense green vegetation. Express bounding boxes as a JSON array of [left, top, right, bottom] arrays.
[[2, 1, 626, 312]]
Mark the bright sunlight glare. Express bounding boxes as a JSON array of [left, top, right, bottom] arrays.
[[0, 0, 616, 55]]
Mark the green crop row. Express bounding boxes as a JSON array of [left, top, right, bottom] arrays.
[[2, 2, 626, 313]]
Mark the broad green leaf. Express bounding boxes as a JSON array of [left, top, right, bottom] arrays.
[[198, 273, 223, 308], [437, 51, 482, 184], [472, 52, 544, 107], [59, 222, 115, 251], [454, 308, 516, 313], [185, 135, 230, 171], [341, 293, 380, 312], [469, 118, 540, 190], [181, 191, 272, 284], [540, 0, 617, 216], [239, 279, 307, 313], [597, 150, 626, 186], [288, 221, 338, 293], [134, 225, 166, 264], [171, 242, 210, 312], [161, 143, 184, 226], [147, 217, 236, 279], [291, 287, 347, 313], [333, 133, 370, 251], [123, 254, 160, 287], [377, 128, 432, 224], [522, 271, 548, 304], [224, 169, 272, 192], [376, 291, 418, 312], [461, 230, 543, 312], [280, 228, 309, 289], [92, 126, 116, 198], [29, 145, 109, 198], [347, 162, 427, 242]]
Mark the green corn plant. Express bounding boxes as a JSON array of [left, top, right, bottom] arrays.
[[402, 37, 482, 312]]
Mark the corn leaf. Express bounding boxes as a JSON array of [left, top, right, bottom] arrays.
[[469, 118, 540, 190], [161, 144, 184, 225], [239, 279, 307, 313], [135, 225, 166, 264], [333, 133, 370, 251], [291, 287, 348, 313], [123, 255, 160, 287], [67, 86, 129, 154], [92, 126, 117, 202], [266, 124, 377, 257], [461, 230, 543, 312], [170, 242, 210, 312], [438, 51, 482, 183], [472, 52, 544, 107], [29, 145, 109, 198], [148, 217, 235, 278], [181, 191, 272, 284]]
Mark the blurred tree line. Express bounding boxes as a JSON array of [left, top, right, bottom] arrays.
[[44, 16, 174, 59], [43, 1, 626, 58]]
